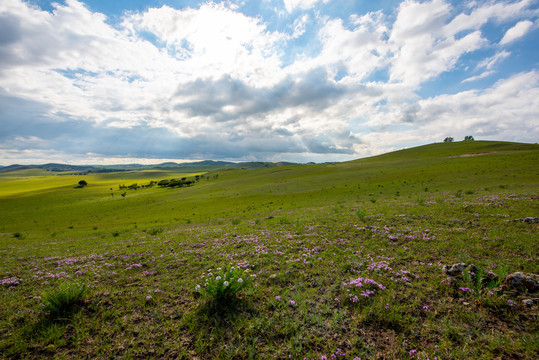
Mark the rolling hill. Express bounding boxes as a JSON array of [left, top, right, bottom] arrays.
[[0, 140, 537, 359]]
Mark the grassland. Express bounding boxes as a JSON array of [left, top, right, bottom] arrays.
[[0, 140, 538, 359]]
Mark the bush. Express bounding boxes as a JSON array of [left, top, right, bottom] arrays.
[[196, 266, 253, 303], [42, 282, 87, 318], [75, 180, 87, 188], [356, 209, 367, 220], [147, 227, 164, 235]]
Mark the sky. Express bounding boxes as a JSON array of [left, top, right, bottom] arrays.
[[0, 0, 538, 165]]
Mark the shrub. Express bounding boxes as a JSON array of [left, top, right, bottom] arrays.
[[231, 219, 241, 225], [42, 282, 87, 318], [196, 266, 253, 303], [356, 209, 367, 220], [147, 227, 164, 235]]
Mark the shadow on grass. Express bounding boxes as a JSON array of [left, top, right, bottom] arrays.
[[192, 296, 257, 329], [14, 283, 90, 355]]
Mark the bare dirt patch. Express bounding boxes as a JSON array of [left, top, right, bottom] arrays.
[[449, 152, 497, 158]]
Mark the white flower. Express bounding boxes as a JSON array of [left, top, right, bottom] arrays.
[[216, 276, 221, 280], [237, 278, 243, 283], [224, 281, 229, 287], [195, 285, 201, 291], [217, 267, 221, 271]]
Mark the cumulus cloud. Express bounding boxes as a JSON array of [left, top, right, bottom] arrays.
[[362, 71, 539, 148], [500, 20, 534, 44], [388, 0, 485, 87], [0, 0, 537, 164]]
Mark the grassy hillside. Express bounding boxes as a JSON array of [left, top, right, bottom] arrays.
[[0, 140, 538, 359]]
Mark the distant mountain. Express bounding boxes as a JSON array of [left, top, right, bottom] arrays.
[[0, 160, 298, 174], [0, 163, 92, 173]]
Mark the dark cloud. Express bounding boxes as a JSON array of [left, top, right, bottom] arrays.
[[0, 15, 22, 66], [174, 67, 347, 122], [0, 15, 21, 45], [0, 92, 311, 159], [401, 103, 421, 123]]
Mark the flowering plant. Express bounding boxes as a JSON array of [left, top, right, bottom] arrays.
[[196, 266, 253, 302]]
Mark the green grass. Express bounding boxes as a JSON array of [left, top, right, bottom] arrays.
[[0, 140, 538, 359], [42, 282, 87, 319]]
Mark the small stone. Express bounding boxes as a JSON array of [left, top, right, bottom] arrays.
[[522, 299, 534, 306], [503, 272, 539, 293], [443, 263, 467, 277]]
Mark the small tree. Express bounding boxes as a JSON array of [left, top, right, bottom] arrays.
[[464, 135, 475, 141], [444, 137, 454, 143], [76, 180, 87, 188]]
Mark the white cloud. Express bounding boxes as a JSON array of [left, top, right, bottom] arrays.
[[0, 0, 538, 164], [289, 11, 389, 83], [368, 71, 539, 146], [444, 0, 537, 37], [500, 20, 534, 44], [388, 0, 488, 87], [292, 14, 309, 38], [461, 50, 510, 83], [387, 0, 539, 87], [477, 50, 511, 70], [283, 0, 330, 13], [461, 70, 495, 83], [126, 3, 287, 87]]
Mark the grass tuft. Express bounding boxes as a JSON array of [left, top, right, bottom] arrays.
[[42, 282, 87, 319]]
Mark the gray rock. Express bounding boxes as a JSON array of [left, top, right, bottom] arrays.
[[522, 299, 535, 306], [443, 263, 467, 277], [503, 272, 539, 293]]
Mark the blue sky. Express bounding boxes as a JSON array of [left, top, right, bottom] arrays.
[[0, 0, 538, 165]]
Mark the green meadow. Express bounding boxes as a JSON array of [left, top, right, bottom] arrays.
[[0, 140, 538, 359]]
